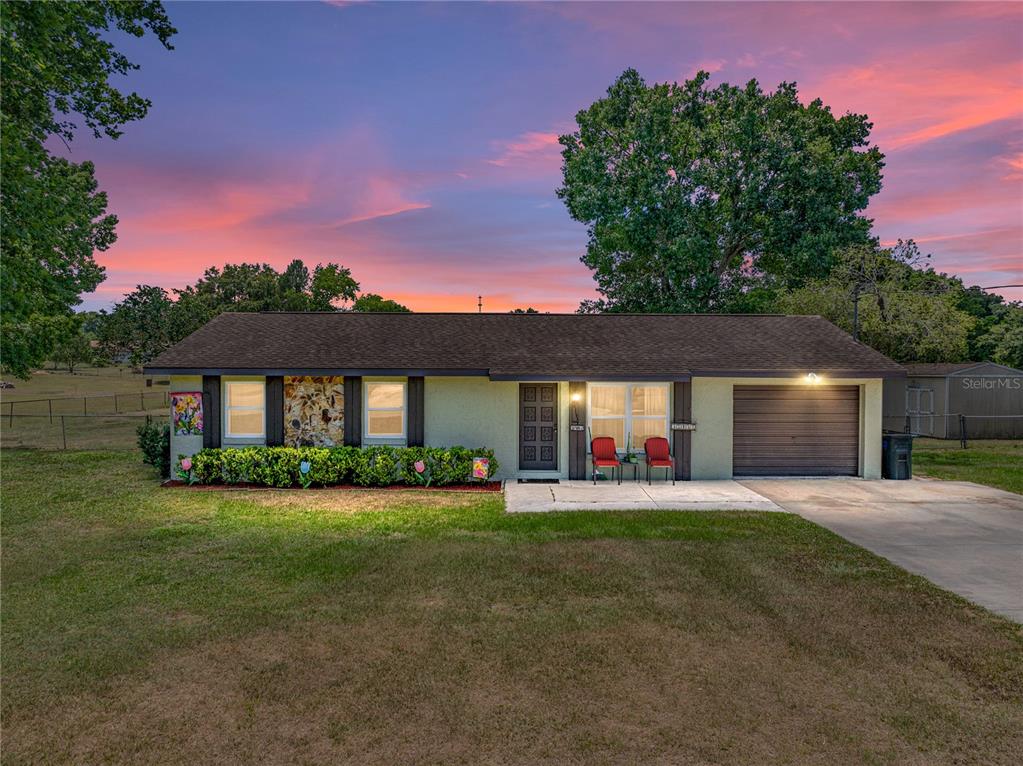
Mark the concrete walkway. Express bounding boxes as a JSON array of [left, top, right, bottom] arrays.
[[742, 478, 1023, 623], [504, 479, 783, 513]]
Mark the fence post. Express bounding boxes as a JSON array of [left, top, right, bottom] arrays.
[[83, 396, 87, 415], [114, 393, 119, 413], [9, 400, 13, 428], [48, 398, 53, 424], [959, 414, 967, 449], [140, 392, 145, 412], [61, 415, 67, 450]]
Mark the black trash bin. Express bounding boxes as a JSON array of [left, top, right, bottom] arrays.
[[882, 432, 913, 480]]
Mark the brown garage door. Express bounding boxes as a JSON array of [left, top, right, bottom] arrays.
[[733, 385, 859, 476]]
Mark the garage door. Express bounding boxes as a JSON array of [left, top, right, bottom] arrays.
[[733, 385, 859, 476]]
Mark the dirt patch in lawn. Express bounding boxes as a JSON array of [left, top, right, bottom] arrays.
[[234, 488, 496, 514], [6, 538, 1022, 766], [162, 480, 503, 493]]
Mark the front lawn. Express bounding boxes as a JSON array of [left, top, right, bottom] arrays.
[[3, 450, 1022, 765], [913, 438, 1023, 495]]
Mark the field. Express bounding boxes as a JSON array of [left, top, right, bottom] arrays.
[[3, 449, 1021, 765], [0, 365, 168, 404], [0, 367, 168, 450], [913, 438, 1023, 495]]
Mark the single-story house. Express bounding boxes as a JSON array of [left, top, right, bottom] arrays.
[[144, 312, 906, 480], [883, 362, 1023, 439]]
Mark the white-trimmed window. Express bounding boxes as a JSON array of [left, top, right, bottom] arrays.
[[364, 381, 406, 438], [588, 383, 669, 452], [224, 381, 265, 438]]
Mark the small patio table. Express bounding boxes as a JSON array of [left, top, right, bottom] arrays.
[[618, 460, 641, 483]]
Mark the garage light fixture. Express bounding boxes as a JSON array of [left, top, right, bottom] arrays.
[[805, 372, 821, 384]]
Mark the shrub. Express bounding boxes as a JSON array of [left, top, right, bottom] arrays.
[[190, 448, 224, 483], [180, 445, 498, 488], [136, 419, 171, 478]]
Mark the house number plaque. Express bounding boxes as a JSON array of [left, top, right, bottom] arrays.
[[671, 422, 696, 431]]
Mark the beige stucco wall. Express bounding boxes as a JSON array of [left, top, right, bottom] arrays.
[[423, 377, 569, 480], [169, 375, 203, 467], [690, 377, 884, 480]]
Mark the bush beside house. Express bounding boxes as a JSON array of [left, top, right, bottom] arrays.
[[137, 420, 172, 478], [175, 445, 499, 488]]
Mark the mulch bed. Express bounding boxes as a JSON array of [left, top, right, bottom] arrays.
[[161, 480, 503, 493]]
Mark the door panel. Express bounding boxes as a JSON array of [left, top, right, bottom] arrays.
[[520, 384, 558, 470], [733, 385, 859, 476]]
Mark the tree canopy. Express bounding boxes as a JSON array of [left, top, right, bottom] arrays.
[[0, 1, 175, 377], [97, 260, 411, 364], [352, 294, 411, 312], [559, 69, 884, 314], [773, 240, 1023, 365]]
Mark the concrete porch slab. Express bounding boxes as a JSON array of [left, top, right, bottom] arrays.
[[504, 479, 783, 513]]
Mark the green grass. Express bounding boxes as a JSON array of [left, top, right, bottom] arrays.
[[0, 366, 168, 449], [3, 449, 1022, 765], [913, 438, 1023, 494], [0, 365, 168, 405]]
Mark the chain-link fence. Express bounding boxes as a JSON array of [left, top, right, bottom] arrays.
[[1, 413, 164, 450]]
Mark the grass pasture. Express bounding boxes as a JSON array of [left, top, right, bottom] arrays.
[[913, 438, 1023, 495], [2, 449, 1022, 765], [1, 367, 168, 450], [0, 365, 167, 403]]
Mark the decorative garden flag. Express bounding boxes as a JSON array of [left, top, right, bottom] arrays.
[[171, 392, 203, 435], [471, 457, 489, 480]]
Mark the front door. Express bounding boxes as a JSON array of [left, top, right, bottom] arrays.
[[519, 383, 558, 470]]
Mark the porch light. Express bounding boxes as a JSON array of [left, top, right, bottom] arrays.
[[571, 392, 582, 402], [805, 372, 821, 384]]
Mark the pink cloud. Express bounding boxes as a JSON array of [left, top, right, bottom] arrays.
[[803, 54, 1021, 152], [684, 58, 727, 79], [1001, 153, 1023, 181], [326, 176, 430, 228], [487, 131, 562, 169], [132, 181, 310, 233]]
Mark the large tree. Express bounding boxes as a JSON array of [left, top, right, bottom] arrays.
[[0, 1, 175, 377], [558, 69, 884, 313], [96, 285, 173, 365]]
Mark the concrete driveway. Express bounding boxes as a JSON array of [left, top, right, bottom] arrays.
[[741, 478, 1023, 623]]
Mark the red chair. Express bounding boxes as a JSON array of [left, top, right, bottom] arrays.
[[590, 437, 621, 485], [644, 437, 675, 485]]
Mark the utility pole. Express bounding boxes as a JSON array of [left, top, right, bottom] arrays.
[[477, 295, 482, 313], [851, 283, 862, 342]]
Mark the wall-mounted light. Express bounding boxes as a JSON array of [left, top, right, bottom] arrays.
[[570, 392, 582, 402], [805, 372, 821, 384], [570, 391, 582, 425]]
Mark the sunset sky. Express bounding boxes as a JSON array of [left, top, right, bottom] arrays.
[[70, 1, 1023, 312]]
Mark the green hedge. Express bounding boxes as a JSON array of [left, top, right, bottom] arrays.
[[184, 445, 498, 488]]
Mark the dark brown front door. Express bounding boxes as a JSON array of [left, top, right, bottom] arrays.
[[519, 383, 558, 470]]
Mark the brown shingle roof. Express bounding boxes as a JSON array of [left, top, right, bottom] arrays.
[[902, 362, 986, 376], [144, 312, 905, 379]]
